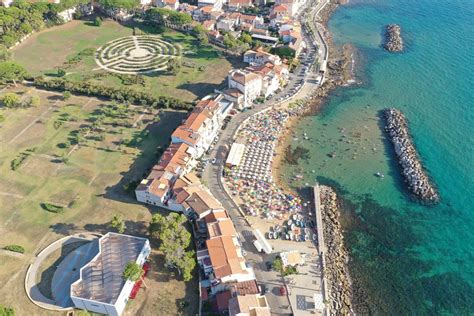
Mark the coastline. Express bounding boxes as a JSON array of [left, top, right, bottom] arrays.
[[271, 0, 365, 313], [273, 5, 358, 194]]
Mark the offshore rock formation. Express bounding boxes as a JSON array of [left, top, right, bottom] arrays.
[[384, 24, 403, 52], [383, 108, 440, 203], [320, 186, 354, 316]]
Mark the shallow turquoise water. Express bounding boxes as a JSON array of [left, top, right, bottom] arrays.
[[282, 0, 474, 313]]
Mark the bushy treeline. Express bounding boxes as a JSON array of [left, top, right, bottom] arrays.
[[33, 77, 193, 110], [144, 8, 193, 26], [0, 0, 89, 47]]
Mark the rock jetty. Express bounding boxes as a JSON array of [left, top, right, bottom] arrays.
[[384, 24, 403, 52], [320, 186, 354, 316], [383, 108, 439, 203]]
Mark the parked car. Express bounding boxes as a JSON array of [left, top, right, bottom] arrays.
[[279, 286, 287, 296], [265, 261, 272, 271], [211, 158, 216, 164]]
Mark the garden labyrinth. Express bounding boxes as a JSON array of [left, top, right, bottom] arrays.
[[95, 35, 181, 74]]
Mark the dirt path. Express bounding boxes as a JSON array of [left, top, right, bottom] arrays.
[[8, 102, 58, 144]]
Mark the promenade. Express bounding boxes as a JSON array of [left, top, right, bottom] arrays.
[[201, 1, 333, 314]]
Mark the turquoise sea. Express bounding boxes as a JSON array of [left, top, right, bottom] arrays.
[[281, 0, 474, 313]]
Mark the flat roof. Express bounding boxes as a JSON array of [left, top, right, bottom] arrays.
[[226, 143, 246, 166], [71, 233, 149, 305]]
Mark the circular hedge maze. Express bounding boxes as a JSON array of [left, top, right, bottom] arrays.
[[95, 35, 181, 74]]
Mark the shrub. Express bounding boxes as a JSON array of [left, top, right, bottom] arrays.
[[0, 305, 14, 316], [41, 203, 64, 213], [33, 77, 193, 110], [57, 68, 66, 77], [11, 152, 30, 170], [3, 245, 25, 254], [94, 16, 102, 27], [0, 93, 21, 108]]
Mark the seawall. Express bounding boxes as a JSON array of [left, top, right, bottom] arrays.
[[383, 108, 439, 203]]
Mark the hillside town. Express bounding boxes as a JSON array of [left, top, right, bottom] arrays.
[[0, 0, 332, 314]]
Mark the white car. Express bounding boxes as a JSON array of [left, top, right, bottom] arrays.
[[211, 158, 217, 164]]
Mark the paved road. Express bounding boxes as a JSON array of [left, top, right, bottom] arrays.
[[200, 1, 331, 313]]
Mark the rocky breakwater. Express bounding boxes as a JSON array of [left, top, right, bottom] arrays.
[[383, 108, 440, 203], [320, 185, 354, 316], [384, 24, 403, 52]]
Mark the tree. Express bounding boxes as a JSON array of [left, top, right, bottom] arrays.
[[30, 95, 41, 107], [0, 45, 12, 62], [273, 257, 284, 274], [111, 214, 125, 233], [149, 213, 196, 281], [240, 33, 253, 45], [57, 68, 66, 77], [0, 93, 21, 108], [123, 261, 147, 287], [63, 91, 71, 100], [167, 58, 181, 75], [98, 0, 139, 10], [192, 25, 208, 46], [0, 61, 28, 86], [271, 46, 296, 59], [223, 33, 238, 49], [94, 16, 102, 26]]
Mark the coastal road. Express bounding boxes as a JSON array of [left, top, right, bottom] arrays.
[[199, 0, 330, 313], [200, 20, 325, 316]]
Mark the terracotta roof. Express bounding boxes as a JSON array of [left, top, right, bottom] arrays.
[[204, 209, 230, 223], [230, 280, 260, 296], [172, 126, 201, 145], [223, 88, 244, 98], [240, 14, 257, 22], [147, 173, 173, 198], [183, 188, 222, 215], [184, 112, 209, 131], [228, 12, 242, 19], [206, 236, 247, 279], [215, 290, 232, 312], [207, 218, 237, 238], [201, 5, 213, 13], [230, 70, 261, 85], [157, 143, 192, 173], [202, 20, 215, 29], [272, 4, 288, 12]]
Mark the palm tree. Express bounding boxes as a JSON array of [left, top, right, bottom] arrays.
[[123, 261, 147, 288]]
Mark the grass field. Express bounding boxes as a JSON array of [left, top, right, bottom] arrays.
[[13, 19, 239, 102], [0, 85, 198, 315]]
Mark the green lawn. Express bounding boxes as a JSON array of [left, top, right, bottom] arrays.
[[0, 86, 195, 314], [13, 19, 236, 101], [0, 87, 187, 251]]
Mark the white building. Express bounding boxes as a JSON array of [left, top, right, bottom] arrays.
[[70, 233, 151, 316], [198, 0, 223, 11], [228, 294, 271, 316], [243, 49, 282, 66], [227, 69, 263, 109]]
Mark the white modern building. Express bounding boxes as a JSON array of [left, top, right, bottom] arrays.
[[227, 69, 263, 108], [70, 233, 151, 316]]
